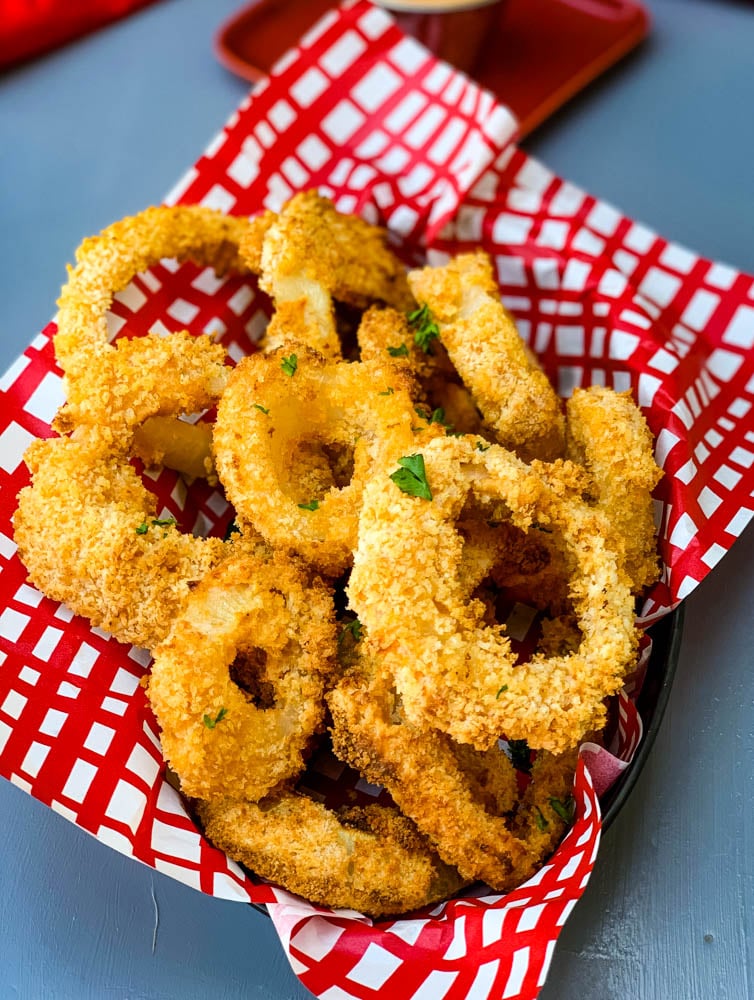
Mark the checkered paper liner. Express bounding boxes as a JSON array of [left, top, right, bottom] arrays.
[[1, 1, 753, 997]]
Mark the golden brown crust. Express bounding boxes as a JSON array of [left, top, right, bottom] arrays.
[[259, 192, 414, 358], [14, 434, 226, 648], [55, 204, 256, 383], [348, 435, 639, 753], [408, 252, 565, 461], [566, 386, 662, 593], [213, 346, 436, 576], [148, 554, 337, 801], [196, 795, 466, 918]]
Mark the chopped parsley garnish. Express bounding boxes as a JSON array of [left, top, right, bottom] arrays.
[[495, 684, 509, 699], [297, 500, 320, 511], [387, 343, 409, 358], [407, 303, 440, 355], [535, 806, 549, 832], [476, 441, 491, 452], [253, 403, 270, 415], [507, 738, 531, 774], [136, 516, 177, 535], [429, 407, 452, 430], [203, 707, 228, 729], [281, 353, 298, 376], [549, 796, 576, 824], [338, 619, 363, 645], [389, 454, 432, 501], [378, 387, 395, 396]]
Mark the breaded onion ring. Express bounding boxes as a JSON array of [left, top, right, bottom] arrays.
[[196, 795, 466, 917], [566, 386, 661, 593], [54, 204, 266, 429], [408, 252, 565, 461], [358, 305, 487, 437], [329, 657, 540, 890], [214, 346, 432, 576], [54, 328, 228, 448], [348, 435, 638, 753], [14, 434, 226, 649], [254, 192, 413, 359], [148, 554, 337, 801]]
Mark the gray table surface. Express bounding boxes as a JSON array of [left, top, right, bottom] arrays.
[[1, 1, 753, 997]]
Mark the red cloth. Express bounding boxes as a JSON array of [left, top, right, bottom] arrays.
[[0, 0, 160, 71]]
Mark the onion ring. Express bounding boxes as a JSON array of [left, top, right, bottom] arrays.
[[53, 328, 228, 449], [254, 192, 413, 359], [13, 433, 226, 648], [148, 554, 337, 801], [213, 345, 433, 576], [408, 252, 565, 461], [329, 656, 532, 889], [566, 385, 661, 592], [54, 204, 265, 429], [348, 435, 638, 753], [357, 305, 487, 437], [196, 795, 466, 917]]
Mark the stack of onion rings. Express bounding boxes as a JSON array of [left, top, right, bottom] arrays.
[[13, 196, 662, 916]]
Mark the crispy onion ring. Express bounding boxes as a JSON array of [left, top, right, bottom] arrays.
[[566, 386, 661, 593], [358, 305, 487, 437], [148, 554, 336, 801], [13, 331, 240, 648], [13, 433, 226, 649], [54, 204, 267, 430], [252, 192, 413, 359], [196, 796, 466, 918], [329, 657, 537, 889], [348, 435, 638, 753], [408, 252, 565, 461], [54, 328, 228, 449], [214, 346, 432, 576]]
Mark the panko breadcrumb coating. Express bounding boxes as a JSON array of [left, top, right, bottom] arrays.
[[256, 192, 414, 358], [566, 386, 662, 593], [213, 345, 441, 576], [408, 251, 565, 461], [12, 196, 664, 916], [148, 554, 337, 801], [196, 796, 466, 918], [348, 435, 639, 754], [14, 434, 226, 649], [55, 204, 260, 386]]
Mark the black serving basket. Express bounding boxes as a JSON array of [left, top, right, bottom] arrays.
[[601, 604, 685, 829]]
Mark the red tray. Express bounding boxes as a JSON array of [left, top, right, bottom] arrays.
[[214, 0, 650, 138]]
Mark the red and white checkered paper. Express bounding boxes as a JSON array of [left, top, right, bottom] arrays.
[[1, 2, 753, 998]]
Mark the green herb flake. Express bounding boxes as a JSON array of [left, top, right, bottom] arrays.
[[203, 707, 228, 730], [136, 516, 176, 535], [281, 353, 298, 377], [507, 738, 532, 774], [407, 303, 440, 355], [389, 453, 432, 501], [253, 403, 270, 415], [387, 343, 409, 358], [338, 619, 363, 645], [535, 806, 549, 832], [495, 684, 509, 699], [378, 387, 395, 396], [297, 500, 320, 511], [429, 407, 453, 430], [549, 796, 576, 824], [476, 441, 492, 452]]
